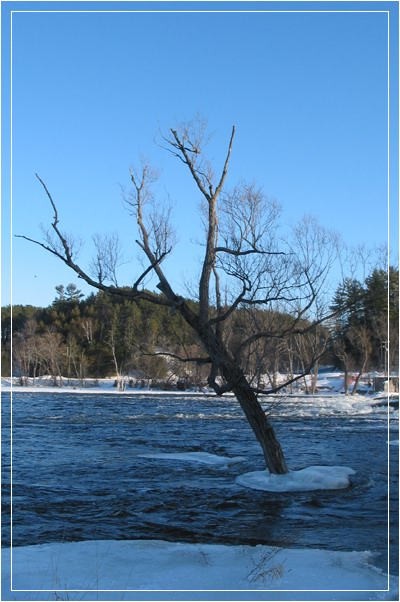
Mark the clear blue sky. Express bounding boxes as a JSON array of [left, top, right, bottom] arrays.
[[1, 1, 398, 307]]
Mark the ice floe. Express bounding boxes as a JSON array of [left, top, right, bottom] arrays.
[[236, 465, 356, 492], [138, 451, 245, 466]]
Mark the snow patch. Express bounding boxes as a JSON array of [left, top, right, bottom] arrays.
[[1, 539, 397, 601], [236, 465, 356, 492], [138, 451, 245, 466]]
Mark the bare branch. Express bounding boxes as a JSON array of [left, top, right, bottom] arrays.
[[252, 347, 328, 396], [90, 232, 125, 286], [142, 350, 211, 365], [35, 173, 73, 261], [16, 178, 175, 308], [207, 362, 232, 396], [169, 128, 212, 202], [214, 125, 235, 199]]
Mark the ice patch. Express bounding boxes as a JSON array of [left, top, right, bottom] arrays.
[[138, 451, 246, 466], [236, 465, 356, 492]]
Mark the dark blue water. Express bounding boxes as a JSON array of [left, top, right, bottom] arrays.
[[1, 391, 398, 574]]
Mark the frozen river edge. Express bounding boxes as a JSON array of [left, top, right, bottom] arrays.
[[2, 539, 399, 601]]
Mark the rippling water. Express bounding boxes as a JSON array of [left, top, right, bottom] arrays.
[[1, 391, 398, 573]]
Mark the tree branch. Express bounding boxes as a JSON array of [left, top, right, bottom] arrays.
[[132, 248, 171, 291], [142, 350, 212, 365], [170, 128, 212, 201], [215, 246, 287, 257], [252, 348, 327, 396], [214, 125, 235, 199], [16, 177, 177, 308]]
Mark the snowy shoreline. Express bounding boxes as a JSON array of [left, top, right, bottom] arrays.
[[2, 539, 398, 601], [2, 376, 398, 400], [1, 377, 219, 396]]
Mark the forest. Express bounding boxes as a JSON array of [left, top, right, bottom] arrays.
[[2, 267, 398, 393]]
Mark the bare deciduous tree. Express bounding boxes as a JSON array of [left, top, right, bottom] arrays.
[[17, 119, 342, 474], [37, 327, 65, 386], [12, 319, 41, 385], [90, 232, 125, 286], [347, 325, 372, 395]]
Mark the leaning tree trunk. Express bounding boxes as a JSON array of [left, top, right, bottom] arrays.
[[220, 357, 288, 475], [232, 377, 288, 475], [172, 295, 289, 475]]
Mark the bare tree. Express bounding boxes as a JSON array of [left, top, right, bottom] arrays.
[[347, 325, 372, 395], [90, 232, 125, 286], [331, 322, 353, 395], [291, 327, 330, 394], [37, 327, 65, 386], [12, 319, 41, 385], [17, 119, 342, 474], [66, 333, 87, 386], [107, 311, 126, 391]]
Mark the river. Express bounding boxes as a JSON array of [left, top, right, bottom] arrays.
[[1, 391, 398, 574]]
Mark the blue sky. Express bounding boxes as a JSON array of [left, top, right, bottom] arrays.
[[2, 1, 398, 307]]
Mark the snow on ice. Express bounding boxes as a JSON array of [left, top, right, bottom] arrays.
[[236, 466, 356, 492], [138, 454, 356, 491], [2, 539, 398, 601], [138, 451, 246, 466]]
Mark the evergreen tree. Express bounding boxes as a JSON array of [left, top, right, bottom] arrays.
[[330, 267, 399, 381]]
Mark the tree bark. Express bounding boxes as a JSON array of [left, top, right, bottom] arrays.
[[173, 298, 288, 474], [222, 362, 288, 474]]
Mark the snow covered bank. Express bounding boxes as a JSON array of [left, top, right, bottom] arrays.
[[1, 377, 214, 396], [3, 375, 398, 405], [2, 539, 397, 601], [236, 466, 356, 492]]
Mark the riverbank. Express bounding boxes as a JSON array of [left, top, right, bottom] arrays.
[[2, 375, 398, 400], [1, 376, 214, 395], [2, 539, 398, 601]]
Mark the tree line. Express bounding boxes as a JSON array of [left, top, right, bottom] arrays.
[[2, 266, 397, 391], [2, 285, 200, 388]]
